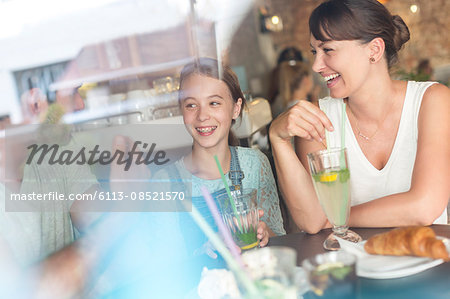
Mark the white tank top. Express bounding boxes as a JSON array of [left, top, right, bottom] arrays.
[[319, 81, 447, 224]]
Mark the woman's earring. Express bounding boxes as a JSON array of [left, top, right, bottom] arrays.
[[370, 57, 375, 63]]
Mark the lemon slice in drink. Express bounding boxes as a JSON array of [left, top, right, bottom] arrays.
[[316, 262, 345, 272], [319, 172, 338, 182]]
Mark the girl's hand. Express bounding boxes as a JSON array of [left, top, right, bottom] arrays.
[[257, 221, 270, 247], [269, 100, 333, 145], [256, 209, 273, 247]]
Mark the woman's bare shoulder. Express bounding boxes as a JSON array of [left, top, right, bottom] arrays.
[[420, 83, 449, 114], [423, 82, 449, 99], [417, 83, 449, 136]]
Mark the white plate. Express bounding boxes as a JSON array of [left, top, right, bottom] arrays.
[[357, 258, 443, 279], [336, 236, 449, 279]]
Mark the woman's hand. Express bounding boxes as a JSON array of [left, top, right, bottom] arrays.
[[269, 100, 333, 145]]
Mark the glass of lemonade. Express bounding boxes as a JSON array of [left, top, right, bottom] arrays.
[[218, 189, 259, 251], [307, 148, 362, 250]]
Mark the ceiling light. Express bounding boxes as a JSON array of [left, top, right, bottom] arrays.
[[271, 15, 280, 25]]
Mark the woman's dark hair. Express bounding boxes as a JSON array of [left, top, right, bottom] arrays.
[[309, 0, 410, 68], [178, 57, 245, 146], [277, 47, 304, 65]]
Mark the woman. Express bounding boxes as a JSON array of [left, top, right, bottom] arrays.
[[269, 0, 449, 233], [156, 58, 284, 258]]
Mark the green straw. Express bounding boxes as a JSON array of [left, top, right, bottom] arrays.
[[340, 101, 347, 169], [340, 101, 349, 213], [341, 101, 346, 149], [214, 155, 243, 232], [188, 204, 259, 296]]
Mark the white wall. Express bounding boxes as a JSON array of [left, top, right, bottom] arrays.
[[0, 71, 21, 122]]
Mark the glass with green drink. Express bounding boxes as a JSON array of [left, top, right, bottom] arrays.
[[218, 188, 259, 251], [307, 148, 362, 250]]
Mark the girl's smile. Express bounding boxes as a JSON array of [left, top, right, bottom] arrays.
[[195, 126, 217, 135]]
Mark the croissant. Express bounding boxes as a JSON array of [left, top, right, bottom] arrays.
[[364, 227, 449, 261]]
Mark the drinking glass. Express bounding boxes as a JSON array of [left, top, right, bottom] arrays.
[[302, 251, 357, 298], [307, 148, 362, 250], [217, 188, 259, 251], [241, 246, 298, 298]]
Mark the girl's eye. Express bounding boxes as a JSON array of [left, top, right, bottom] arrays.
[[185, 103, 197, 109], [310, 49, 317, 55], [323, 48, 333, 53], [210, 101, 220, 106]]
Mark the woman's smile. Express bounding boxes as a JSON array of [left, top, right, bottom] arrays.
[[323, 73, 341, 88]]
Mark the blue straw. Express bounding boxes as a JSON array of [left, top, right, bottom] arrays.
[[201, 186, 243, 267]]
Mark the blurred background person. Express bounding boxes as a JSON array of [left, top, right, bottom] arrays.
[[55, 85, 87, 114], [3, 82, 97, 265], [271, 61, 315, 118], [20, 87, 49, 124], [268, 47, 305, 106], [416, 58, 435, 81]]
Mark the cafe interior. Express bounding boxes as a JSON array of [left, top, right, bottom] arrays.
[[0, 0, 449, 298]]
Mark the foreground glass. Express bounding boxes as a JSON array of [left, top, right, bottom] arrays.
[[241, 246, 298, 299], [307, 148, 362, 250], [218, 188, 259, 250], [302, 251, 357, 298]]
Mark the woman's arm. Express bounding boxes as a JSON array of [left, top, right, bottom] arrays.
[[348, 83, 450, 227], [269, 101, 334, 233]]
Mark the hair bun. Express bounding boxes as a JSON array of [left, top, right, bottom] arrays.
[[392, 15, 410, 51]]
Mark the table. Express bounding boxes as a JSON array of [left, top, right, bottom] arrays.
[[268, 225, 450, 299]]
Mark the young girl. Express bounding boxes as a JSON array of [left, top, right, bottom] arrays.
[[269, 0, 449, 233], [154, 57, 284, 275]]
